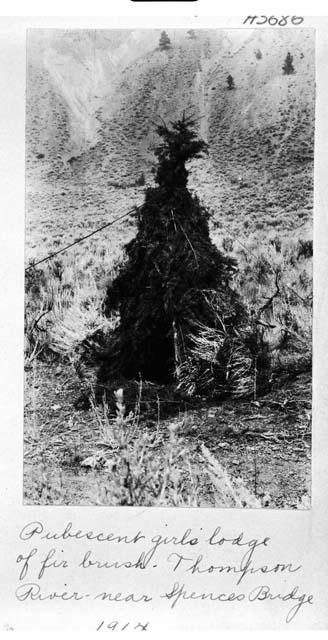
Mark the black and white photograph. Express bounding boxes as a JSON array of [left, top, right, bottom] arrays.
[[24, 27, 314, 508]]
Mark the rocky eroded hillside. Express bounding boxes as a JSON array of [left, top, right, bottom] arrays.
[[26, 28, 314, 257]]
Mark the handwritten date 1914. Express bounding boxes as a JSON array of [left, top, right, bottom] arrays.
[[96, 621, 149, 632]]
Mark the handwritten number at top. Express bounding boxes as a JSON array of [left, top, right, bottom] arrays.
[[243, 16, 304, 26]]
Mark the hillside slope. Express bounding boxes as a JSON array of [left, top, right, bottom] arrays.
[[26, 28, 315, 256]]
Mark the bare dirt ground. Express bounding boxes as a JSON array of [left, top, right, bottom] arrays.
[[24, 361, 311, 508]]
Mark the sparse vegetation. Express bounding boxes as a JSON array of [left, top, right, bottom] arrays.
[[159, 30, 171, 52], [135, 171, 146, 187], [26, 383, 273, 507], [283, 51, 295, 75], [24, 227, 312, 507], [227, 74, 235, 90]]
